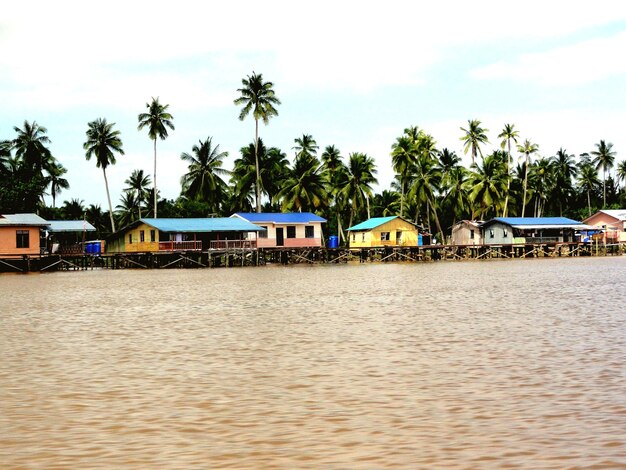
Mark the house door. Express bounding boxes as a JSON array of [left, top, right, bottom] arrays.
[[396, 231, 402, 245], [276, 227, 284, 246]]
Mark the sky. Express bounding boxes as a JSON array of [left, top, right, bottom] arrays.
[[2, 0, 626, 209]]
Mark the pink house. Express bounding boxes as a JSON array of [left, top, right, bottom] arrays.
[[231, 212, 326, 248], [583, 210, 626, 243]]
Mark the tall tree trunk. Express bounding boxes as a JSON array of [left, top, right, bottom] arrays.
[[400, 180, 404, 218], [587, 190, 591, 217], [521, 154, 529, 217], [137, 189, 142, 219], [103, 168, 116, 232], [254, 119, 261, 213], [428, 195, 444, 244], [366, 196, 370, 219], [153, 139, 158, 218], [503, 140, 511, 217], [603, 168, 606, 208]]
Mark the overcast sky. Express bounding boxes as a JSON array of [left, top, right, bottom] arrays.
[[2, 1, 626, 209]]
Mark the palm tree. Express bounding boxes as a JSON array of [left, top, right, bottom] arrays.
[[550, 148, 578, 216], [62, 198, 85, 220], [84, 118, 125, 232], [293, 134, 319, 159], [528, 157, 555, 217], [617, 160, 626, 191], [441, 165, 470, 224], [577, 163, 601, 217], [116, 191, 139, 228], [407, 149, 444, 242], [372, 190, 400, 217], [234, 71, 281, 212], [339, 152, 378, 229], [12, 120, 53, 175], [275, 154, 328, 212], [321, 145, 347, 241], [590, 140, 616, 208], [391, 135, 418, 218], [498, 123, 520, 216], [137, 97, 175, 219], [124, 169, 151, 219], [467, 153, 508, 220], [460, 119, 489, 165], [47, 162, 69, 208], [517, 139, 539, 217], [180, 137, 230, 213]]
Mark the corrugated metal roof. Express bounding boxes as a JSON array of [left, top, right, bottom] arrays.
[[599, 209, 626, 221], [47, 220, 96, 232], [484, 217, 583, 227], [140, 218, 264, 233], [347, 216, 398, 231], [233, 212, 326, 223], [0, 213, 48, 226]]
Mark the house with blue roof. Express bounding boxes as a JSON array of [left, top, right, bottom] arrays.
[[231, 212, 326, 248], [346, 216, 423, 248], [480, 217, 587, 245], [106, 217, 264, 253]]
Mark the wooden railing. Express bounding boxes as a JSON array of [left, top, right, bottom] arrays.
[[210, 240, 257, 250], [159, 240, 203, 251]]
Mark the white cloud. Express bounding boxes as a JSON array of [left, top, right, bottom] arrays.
[[471, 31, 626, 86]]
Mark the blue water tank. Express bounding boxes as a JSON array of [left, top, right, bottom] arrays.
[[328, 235, 339, 249], [92, 241, 101, 254], [418, 234, 423, 246]]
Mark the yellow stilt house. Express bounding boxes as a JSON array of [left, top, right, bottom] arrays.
[[346, 216, 421, 248]]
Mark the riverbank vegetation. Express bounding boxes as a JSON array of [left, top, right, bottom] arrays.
[[2, 73, 626, 242]]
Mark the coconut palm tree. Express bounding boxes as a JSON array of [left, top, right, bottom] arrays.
[[391, 135, 418, 218], [407, 149, 444, 241], [517, 139, 539, 217], [47, 162, 69, 208], [372, 190, 400, 217], [590, 140, 616, 208], [617, 160, 626, 191], [577, 163, 601, 217], [293, 134, 319, 159], [116, 191, 139, 228], [84, 118, 125, 232], [550, 148, 578, 216], [527, 157, 555, 217], [339, 152, 378, 229], [460, 119, 489, 165], [62, 198, 85, 220], [275, 154, 328, 212], [137, 97, 175, 219], [180, 137, 230, 213], [12, 120, 53, 175], [124, 169, 151, 219], [321, 145, 348, 241], [467, 152, 508, 220], [498, 123, 519, 216], [234, 72, 281, 212]]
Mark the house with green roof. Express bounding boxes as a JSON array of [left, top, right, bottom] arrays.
[[346, 216, 422, 248]]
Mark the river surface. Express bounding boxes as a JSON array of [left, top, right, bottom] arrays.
[[1, 257, 625, 469]]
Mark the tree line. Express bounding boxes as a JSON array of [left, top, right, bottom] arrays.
[[2, 72, 626, 243]]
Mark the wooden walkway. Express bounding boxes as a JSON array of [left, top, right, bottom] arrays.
[[1, 242, 623, 273]]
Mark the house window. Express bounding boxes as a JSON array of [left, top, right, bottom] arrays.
[[150, 230, 156, 242], [287, 226, 296, 238], [362, 232, 365, 242], [16, 230, 29, 248], [489, 229, 494, 239], [470, 229, 475, 240], [128, 233, 133, 244], [352, 232, 356, 242], [258, 226, 268, 238], [381, 231, 390, 241], [305, 226, 314, 238], [140, 230, 145, 242], [503, 229, 508, 238]]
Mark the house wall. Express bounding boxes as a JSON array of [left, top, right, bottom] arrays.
[[585, 212, 626, 242], [349, 218, 419, 248], [124, 223, 160, 252], [252, 222, 323, 248], [482, 222, 514, 245], [0, 226, 42, 257], [451, 223, 482, 245]]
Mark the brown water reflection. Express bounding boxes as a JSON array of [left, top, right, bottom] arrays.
[[1, 257, 626, 468]]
